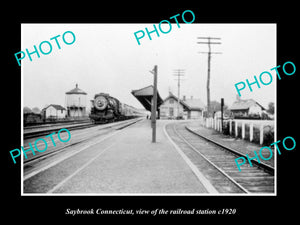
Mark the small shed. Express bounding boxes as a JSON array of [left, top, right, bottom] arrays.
[[42, 104, 66, 119]]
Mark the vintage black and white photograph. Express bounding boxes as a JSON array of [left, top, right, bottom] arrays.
[[21, 23, 276, 195]]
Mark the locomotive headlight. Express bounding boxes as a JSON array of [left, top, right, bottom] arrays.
[[94, 95, 108, 110]]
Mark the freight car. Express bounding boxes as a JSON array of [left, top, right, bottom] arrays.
[[89, 93, 142, 123]]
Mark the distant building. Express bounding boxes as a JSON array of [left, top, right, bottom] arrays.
[[230, 98, 265, 118], [42, 104, 66, 119], [159, 92, 205, 119], [65, 84, 87, 118]]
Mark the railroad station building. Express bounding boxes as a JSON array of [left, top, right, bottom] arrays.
[[159, 92, 205, 119]]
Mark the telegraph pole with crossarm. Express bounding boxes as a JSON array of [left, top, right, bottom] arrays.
[[197, 37, 222, 116], [173, 69, 185, 119]]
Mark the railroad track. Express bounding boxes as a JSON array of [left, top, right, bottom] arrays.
[[23, 118, 143, 168], [24, 123, 95, 139], [23, 118, 142, 139], [165, 122, 275, 194]]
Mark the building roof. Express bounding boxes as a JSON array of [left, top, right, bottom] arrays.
[[163, 93, 191, 110], [131, 85, 163, 111], [162, 93, 205, 111], [132, 85, 156, 96], [183, 98, 205, 111], [230, 99, 265, 111], [43, 104, 66, 111], [66, 84, 87, 95]]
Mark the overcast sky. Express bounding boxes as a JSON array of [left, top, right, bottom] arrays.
[[22, 23, 276, 110]]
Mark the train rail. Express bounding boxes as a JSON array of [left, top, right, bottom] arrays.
[[23, 117, 142, 139], [24, 119, 91, 130], [24, 122, 94, 139], [165, 122, 275, 194], [23, 118, 143, 175], [185, 126, 275, 175]]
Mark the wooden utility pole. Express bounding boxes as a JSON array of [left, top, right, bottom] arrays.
[[173, 69, 185, 118], [150, 65, 158, 143], [197, 37, 222, 116], [221, 98, 224, 132]]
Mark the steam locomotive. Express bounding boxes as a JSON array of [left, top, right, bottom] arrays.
[[89, 93, 141, 123]]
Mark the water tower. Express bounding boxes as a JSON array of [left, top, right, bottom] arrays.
[[65, 84, 87, 118]]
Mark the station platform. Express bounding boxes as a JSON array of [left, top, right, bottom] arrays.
[[41, 119, 210, 194]]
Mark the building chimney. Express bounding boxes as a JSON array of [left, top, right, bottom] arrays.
[[183, 95, 186, 101], [190, 96, 193, 100], [236, 94, 241, 101]]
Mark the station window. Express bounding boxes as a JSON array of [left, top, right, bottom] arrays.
[[169, 99, 174, 104]]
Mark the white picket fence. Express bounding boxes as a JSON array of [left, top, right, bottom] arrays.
[[199, 117, 274, 145]]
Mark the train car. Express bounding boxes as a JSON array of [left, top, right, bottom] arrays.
[[89, 93, 140, 123]]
